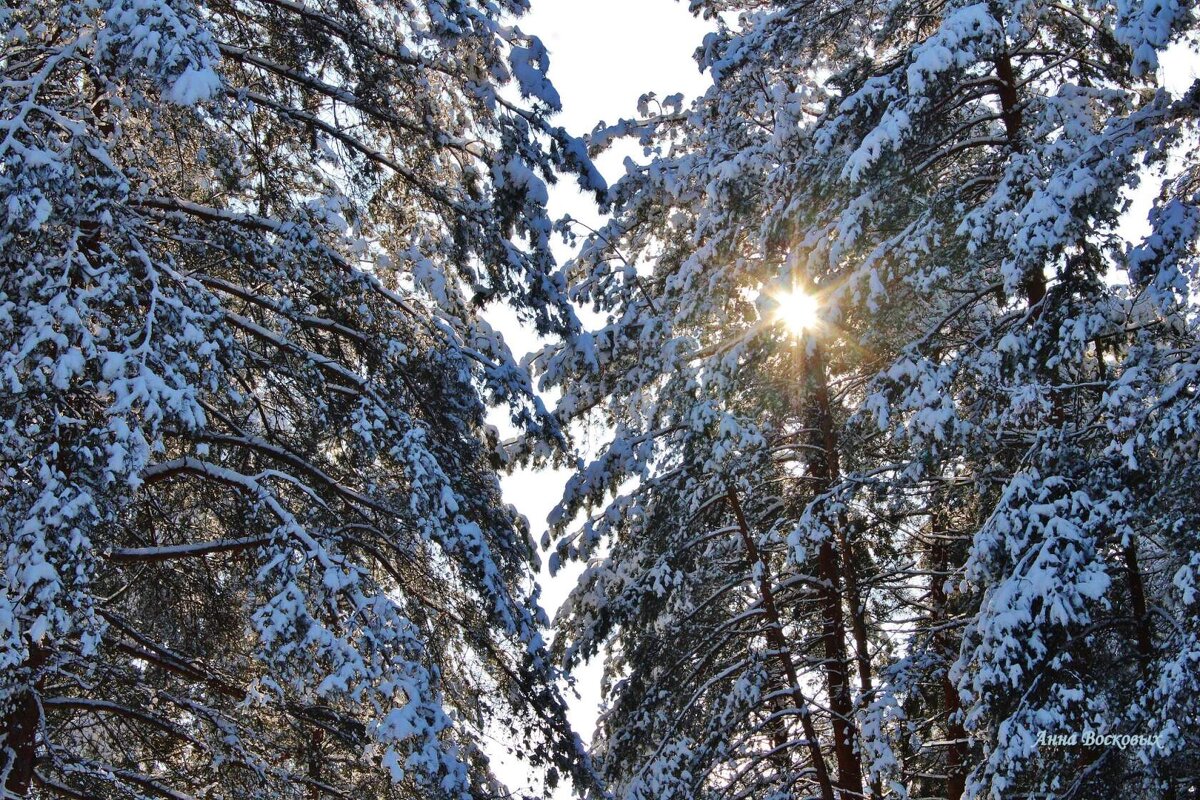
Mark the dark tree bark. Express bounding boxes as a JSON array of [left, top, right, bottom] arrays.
[[728, 486, 836, 800], [800, 341, 866, 800], [1, 644, 48, 799], [931, 517, 967, 800]]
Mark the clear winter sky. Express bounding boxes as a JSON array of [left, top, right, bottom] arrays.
[[486, 1, 712, 794], [505, 0, 710, 606]]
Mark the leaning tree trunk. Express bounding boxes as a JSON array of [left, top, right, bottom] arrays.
[[728, 486, 836, 800]]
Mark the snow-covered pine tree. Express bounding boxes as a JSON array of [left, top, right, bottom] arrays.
[[538, 2, 1200, 799], [0, 0, 604, 797]]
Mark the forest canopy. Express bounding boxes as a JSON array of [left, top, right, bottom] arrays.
[[2, 2, 1199, 800]]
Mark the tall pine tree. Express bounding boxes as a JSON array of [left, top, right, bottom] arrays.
[[539, 2, 1200, 798], [0, 0, 603, 797]]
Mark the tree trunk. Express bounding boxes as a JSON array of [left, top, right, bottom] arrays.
[[1123, 541, 1154, 661], [728, 487, 836, 800], [993, 46, 1048, 316], [308, 727, 325, 800], [931, 517, 966, 800], [1, 643, 48, 798], [800, 342, 865, 800], [993, 51, 1023, 146]]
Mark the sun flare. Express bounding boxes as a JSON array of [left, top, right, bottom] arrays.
[[773, 288, 820, 335]]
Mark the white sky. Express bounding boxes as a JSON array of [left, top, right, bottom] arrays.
[[487, 2, 713, 796], [519, 0, 716, 233], [511, 0, 712, 620]]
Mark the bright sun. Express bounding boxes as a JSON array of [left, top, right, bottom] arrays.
[[774, 289, 820, 335]]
